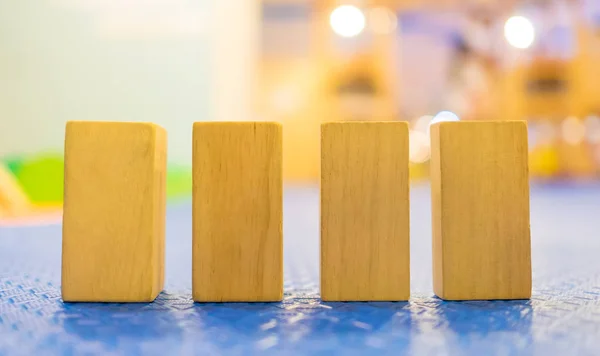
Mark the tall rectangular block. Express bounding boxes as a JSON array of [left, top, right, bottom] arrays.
[[430, 121, 531, 300], [193, 122, 283, 302], [320, 122, 410, 301], [62, 121, 167, 302]]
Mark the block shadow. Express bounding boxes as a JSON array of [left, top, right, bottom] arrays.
[[183, 295, 414, 353], [54, 292, 184, 353], [430, 297, 533, 353]]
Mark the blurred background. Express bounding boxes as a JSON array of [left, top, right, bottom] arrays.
[[1, 0, 600, 216]]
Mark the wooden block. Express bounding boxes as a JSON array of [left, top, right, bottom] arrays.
[[62, 121, 166, 302], [0, 163, 31, 217], [430, 121, 531, 300], [192, 122, 283, 302], [321, 122, 410, 301]]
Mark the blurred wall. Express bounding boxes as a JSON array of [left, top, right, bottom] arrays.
[[0, 0, 259, 166]]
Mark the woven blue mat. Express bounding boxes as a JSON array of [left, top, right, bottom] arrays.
[[1, 184, 600, 355]]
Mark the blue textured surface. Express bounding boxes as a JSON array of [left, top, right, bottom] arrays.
[[1, 184, 600, 355]]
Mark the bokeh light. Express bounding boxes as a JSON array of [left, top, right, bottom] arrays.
[[561, 116, 585, 145], [594, 145, 600, 166], [584, 115, 600, 144], [427, 111, 460, 136], [504, 16, 535, 49], [330, 5, 366, 38], [528, 122, 538, 151], [409, 130, 430, 163], [430, 111, 460, 125], [413, 115, 434, 133], [537, 120, 558, 146]]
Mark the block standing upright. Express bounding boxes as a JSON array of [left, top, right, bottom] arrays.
[[62, 121, 167, 302], [320, 122, 410, 301], [430, 120, 531, 300], [192, 122, 283, 302]]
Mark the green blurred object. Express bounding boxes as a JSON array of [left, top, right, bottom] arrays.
[[16, 154, 64, 204], [8, 154, 191, 204], [167, 165, 192, 199], [2, 156, 26, 176]]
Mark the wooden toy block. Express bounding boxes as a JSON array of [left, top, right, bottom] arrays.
[[61, 121, 166, 302], [0, 163, 31, 217], [320, 122, 410, 301], [192, 122, 283, 302], [430, 121, 531, 300]]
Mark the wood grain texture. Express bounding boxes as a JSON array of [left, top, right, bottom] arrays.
[[0, 163, 31, 217], [320, 122, 410, 301], [430, 121, 531, 300], [61, 121, 166, 302], [192, 122, 283, 302]]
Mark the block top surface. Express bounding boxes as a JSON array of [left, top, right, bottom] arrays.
[[193, 121, 281, 129], [430, 120, 527, 132], [66, 121, 164, 136], [322, 121, 409, 128]]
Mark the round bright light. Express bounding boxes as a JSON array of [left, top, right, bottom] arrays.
[[430, 111, 460, 125], [504, 16, 535, 49], [330, 5, 366, 38], [561, 116, 585, 146], [537, 120, 557, 146], [585, 115, 600, 144], [409, 130, 430, 163], [413, 115, 434, 133], [427, 111, 460, 136]]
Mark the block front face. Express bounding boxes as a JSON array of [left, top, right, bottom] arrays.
[[62, 121, 166, 302], [321, 122, 410, 301], [193, 122, 283, 302], [430, 121, 531, 300]]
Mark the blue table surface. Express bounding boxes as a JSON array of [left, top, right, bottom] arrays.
[[1, 184, 600, 355]]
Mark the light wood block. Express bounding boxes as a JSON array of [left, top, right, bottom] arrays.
[[0, 163, 31, 217], [62, 121, 166, 302], [321, 122, 410, 301], [192, 122, 283, 302], [430, 121, 531, 300]]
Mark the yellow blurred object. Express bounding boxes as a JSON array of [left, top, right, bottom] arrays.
[[499, 19, 600, 179], [502, 22, 600, 120], [409, 162, 429, 181], [0, 159, 63, 224], [0, 163, 31, 217], [572, 23, 600, 118], [529, 145, 560, 178], [259, 59, 324, 182], [501, 60, 570, 121], [258, 2, 600, 181], [259, 1, 401, 182], [557, 141, 596, 178]]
